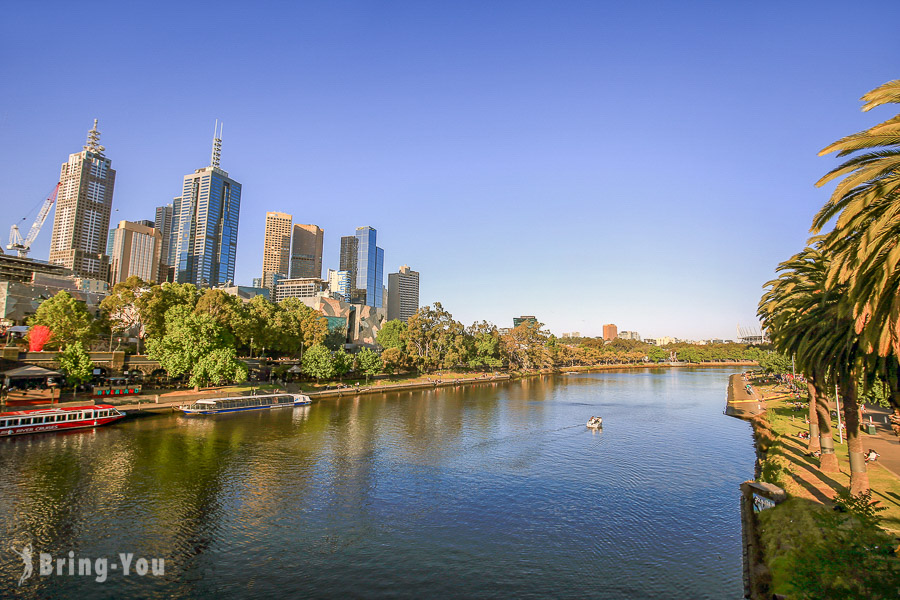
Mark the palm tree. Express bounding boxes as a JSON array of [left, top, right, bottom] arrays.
[[759, 242, 841, 472], [812, 80, 900, 370]]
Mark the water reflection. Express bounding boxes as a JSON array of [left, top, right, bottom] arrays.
[[0, 368, 754, 599]]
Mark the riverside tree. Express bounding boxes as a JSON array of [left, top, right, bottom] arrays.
[[146, 305, 247, 389], [57, 341, 94, 399], [301, 344, 334, 382], [101, 276, 148, 352], [29, 291, 95, 349], [355, 348, 382, 383]]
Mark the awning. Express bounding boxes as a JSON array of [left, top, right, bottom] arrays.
[[2, 365, 63, 379]]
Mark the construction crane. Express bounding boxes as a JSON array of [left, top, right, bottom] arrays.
[[7, 183, 60, 258]]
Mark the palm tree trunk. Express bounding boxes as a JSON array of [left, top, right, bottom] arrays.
[[813, 379, 839, 472], [841, 378, 868, 495], [806, 380, 820, 454]]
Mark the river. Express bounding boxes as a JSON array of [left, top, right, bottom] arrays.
[[0, 367, 755, 599]]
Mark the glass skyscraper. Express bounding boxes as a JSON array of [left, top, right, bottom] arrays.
[[353, 226, 384, 308], [174, 124, 241, 287]]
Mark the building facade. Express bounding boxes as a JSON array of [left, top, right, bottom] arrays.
[[290, 224, 323, 279], [339, 236, 358, 294], [154, 202, 175, 282], [603, 324, 618, 340], [262, 212, 292, 281], [48, 119, 115, 280], [174, 125, 241, 287], [327, 269, 351, 302], [618, 330, 641, 341], [513, 315, 538, 328], [352, 226, 383, 307], [108, 221, 163, 285], [387, 265, 419, 322], [274, 277, 326, 303]]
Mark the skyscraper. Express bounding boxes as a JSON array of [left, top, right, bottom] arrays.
[[339, 235, 358, 297], [174, 123, 242, 287], [154, 203, 175, 282], [290, 224, 323, 279], [388, 265, 419, 322], [262, 211, 292, 280], [352, 226, 384, 308], [108, 220, 163, 285], [603, 324, 618, 340], [327, 268, 351, 301], [48, 119, 115, 280]]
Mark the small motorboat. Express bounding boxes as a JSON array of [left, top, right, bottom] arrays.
[[586, 416, 603, 429]]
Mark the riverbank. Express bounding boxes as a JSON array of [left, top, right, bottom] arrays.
[[733, 374, 900, 598]]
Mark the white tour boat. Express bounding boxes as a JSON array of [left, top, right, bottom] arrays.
[[178, 393, 312, 415], [0, 404, 126, 437], [586, 416, 603, 429]]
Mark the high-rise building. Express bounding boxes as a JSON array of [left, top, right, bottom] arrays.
[[327, 269, 351, 302], [387, 265, 419, 322], [603, 324, 618, 340], [619, 330, 641, 341], [262, 211, 292, 280], [290, 224, 323, 279], [174, 123, 242, 287], [351, 226, 383, 308], [48, 119, 115, 280], [154, 203, 175, 282], [107, 220, 163, 285], [339, 235, 358, 292], [169, 197, 181, 265], [513, 315, 538, 328], [274, 277, 327, 303]]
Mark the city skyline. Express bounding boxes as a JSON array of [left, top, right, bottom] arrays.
[[3, 2, 898, 339]]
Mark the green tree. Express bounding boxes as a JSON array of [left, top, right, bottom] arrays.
[[501, 320, 550, 370], [194, 289, 246, 338], [29, 291, 95, 349], [145, 305, 246, 388], [277, 298, 328, 357], [136, 282, 200, 340], [355, 348, 382, 383], [381, 346, 405, 375], [333, 348, 353, 381], [467, 321, 501, 370], [377, 319, 408, 350], [57, 341, 94, 399], [100, 276, 148, 352], [301, 344, 334, 382], [406, 303, 464, 373]]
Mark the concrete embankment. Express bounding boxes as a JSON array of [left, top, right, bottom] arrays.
[[114, 374, 514, 418], [725, 373, 765, 420]]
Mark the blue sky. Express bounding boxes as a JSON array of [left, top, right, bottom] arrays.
[[2, 1, 898, 339]]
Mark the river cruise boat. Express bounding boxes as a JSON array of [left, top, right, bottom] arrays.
[[0, 404, 125, 438], [178, 393, 312, 415]]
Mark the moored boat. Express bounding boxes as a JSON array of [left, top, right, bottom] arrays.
[[0, 404, 126, 437], [178, 393, 312, 415], [587, 416, 603, 429]]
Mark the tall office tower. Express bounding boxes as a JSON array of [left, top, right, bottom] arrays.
[[353, 226, 384, 308], [108, 221, 163, 285], [387, 265, 419, 322], [48, 119, 115, 280], [262, 211, 292, 280], [603, 324, 618, 341], [339, 235, 358, 297], [290, 224, 323, 278], [327, 269, 351, 301], [154, 202, 175, 282], [174, 122, 242, 287], [169, 197, 181, 265]]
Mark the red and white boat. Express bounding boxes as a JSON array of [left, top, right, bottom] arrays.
[[0, 404, 126, 437]]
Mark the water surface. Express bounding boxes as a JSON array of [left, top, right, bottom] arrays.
[[0, 367, 754, 598]]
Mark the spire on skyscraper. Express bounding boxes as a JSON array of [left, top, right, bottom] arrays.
[[210, 120, 223, 168], [83, 119, 105, 155]]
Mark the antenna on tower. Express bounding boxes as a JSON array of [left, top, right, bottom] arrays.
[[211, 120, 223, 168], [83, 119, 105, 154]]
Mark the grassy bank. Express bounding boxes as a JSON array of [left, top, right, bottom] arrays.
[[748, 378, 900, 598]]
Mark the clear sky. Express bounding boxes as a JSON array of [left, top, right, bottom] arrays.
[[2, 1, 898, 339]]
